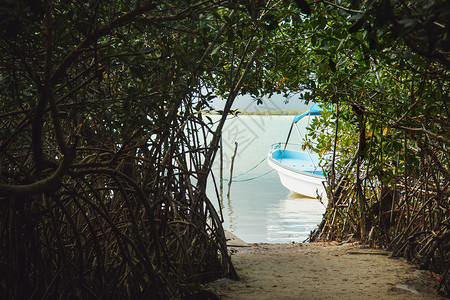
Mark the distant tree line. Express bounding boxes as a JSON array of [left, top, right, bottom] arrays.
[[204, 109, 306, 115]]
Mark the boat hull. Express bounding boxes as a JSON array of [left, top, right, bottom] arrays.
[[268, 148, 327, 199]]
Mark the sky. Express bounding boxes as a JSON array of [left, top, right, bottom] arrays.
[[210, 93, 311, 112]]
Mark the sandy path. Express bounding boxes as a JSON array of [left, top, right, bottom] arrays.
[[208, 242, 444, 300]]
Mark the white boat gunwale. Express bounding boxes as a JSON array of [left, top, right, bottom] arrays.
[[268, 155, 325, 180]]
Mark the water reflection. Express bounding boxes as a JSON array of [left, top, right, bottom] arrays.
[[207, 115, 328, 243], [266, 193, 327, 243], [220, 194, 236, 232]]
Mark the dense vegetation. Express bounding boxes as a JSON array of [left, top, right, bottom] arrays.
[[0, 0, 448, 298], [301, 0, 450, 295], [0, 1, 260, 298]]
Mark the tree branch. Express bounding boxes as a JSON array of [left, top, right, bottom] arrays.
[[51, 3, 158, 83], [391, 123, 450, 146], [44, 0, 68, 155], [0, 143, 76, 197]]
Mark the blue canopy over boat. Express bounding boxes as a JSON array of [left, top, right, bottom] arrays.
[[293, 103, 322, 123]]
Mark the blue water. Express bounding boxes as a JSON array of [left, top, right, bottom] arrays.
[[207, 115, 327, 243]]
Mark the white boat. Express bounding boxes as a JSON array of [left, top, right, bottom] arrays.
[[267, 104, 327, 199]]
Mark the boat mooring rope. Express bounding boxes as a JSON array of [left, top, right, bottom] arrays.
[[220, 156, 274, 182]]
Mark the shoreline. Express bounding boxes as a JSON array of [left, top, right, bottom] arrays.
[[208, 234, 445, 299]]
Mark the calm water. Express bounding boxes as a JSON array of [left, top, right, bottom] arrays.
[[207, 115, 327, 243]]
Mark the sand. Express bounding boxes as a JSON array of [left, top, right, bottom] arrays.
[[207, 237, 445, 299]]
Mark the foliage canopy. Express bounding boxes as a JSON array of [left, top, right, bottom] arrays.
[[0, 0, 449, 297]]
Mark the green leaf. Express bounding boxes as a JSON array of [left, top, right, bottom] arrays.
[[211, 45, 221, 56]]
